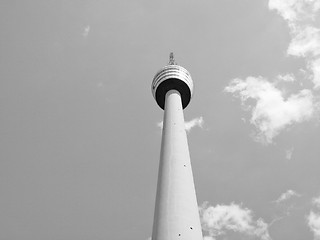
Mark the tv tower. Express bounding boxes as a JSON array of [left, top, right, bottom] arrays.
[[151, 53, 203, 240]]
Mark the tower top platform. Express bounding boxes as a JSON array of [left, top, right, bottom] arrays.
[[151, 53, 194, 109]]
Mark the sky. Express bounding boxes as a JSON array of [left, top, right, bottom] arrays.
[[0, 0, 320, 240]]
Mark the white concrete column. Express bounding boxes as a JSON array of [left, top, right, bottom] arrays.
[[152, 90, 203, 240]]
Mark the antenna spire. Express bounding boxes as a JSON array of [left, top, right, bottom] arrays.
[[169, 52, 176, 65]]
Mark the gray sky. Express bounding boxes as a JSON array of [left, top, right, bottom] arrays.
[[1, 1, 320, 240]]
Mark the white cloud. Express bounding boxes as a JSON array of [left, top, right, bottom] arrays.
[[82, 25, 90, 37], [269, 0, 320, 89], [157, 116, 204, 133], [225, 0, 320, 143], [185, 116, 204, 132], [285, 147, 294, 160], [203, 236, 216, 240], [277, 74, 296, 82], [273, 189, 301, 203], [308, 211, 320, 239], [157, 121, 163, 129], [310, 58, 320, 88], [288, 26, 320, 57], [268, 0, 300, 22], [313, 196, 320, 208], [199, 202, 271, 240], [307, 195, 320, 239], [269, 0, 320, 22], [225, 77, 315, 144]]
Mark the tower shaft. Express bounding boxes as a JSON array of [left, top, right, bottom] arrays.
[[152, 90, 203, 240]]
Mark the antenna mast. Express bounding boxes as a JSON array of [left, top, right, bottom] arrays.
[[169, 52, 176, 65]]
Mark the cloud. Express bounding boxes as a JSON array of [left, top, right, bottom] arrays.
[[82, 25, 90, 38], [285, 147, 294, 160], [288, 26, 320, 57], [203, 236, 216, 240], [226, 0, 320, 144], [276, 74, 296, 83], [199, 202, 271, 240], [157, 116, 204, 133], [310, 58, 320, 88], [307, 196, 320, 239], [185, 116, 204, 132], [313, 197, 320, 209], [269, 0, 320, 89], [273, 189, 301, 204], [308, 211, 320, 239], [157, 121, 163, 129], [225, 77, 316, 144], [268, 0, 320, 22]]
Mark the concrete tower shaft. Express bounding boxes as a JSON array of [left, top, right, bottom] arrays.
[[151, 54, 203, 240]]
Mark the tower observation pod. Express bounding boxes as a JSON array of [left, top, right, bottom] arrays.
[[151, 53, 203, 240]]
